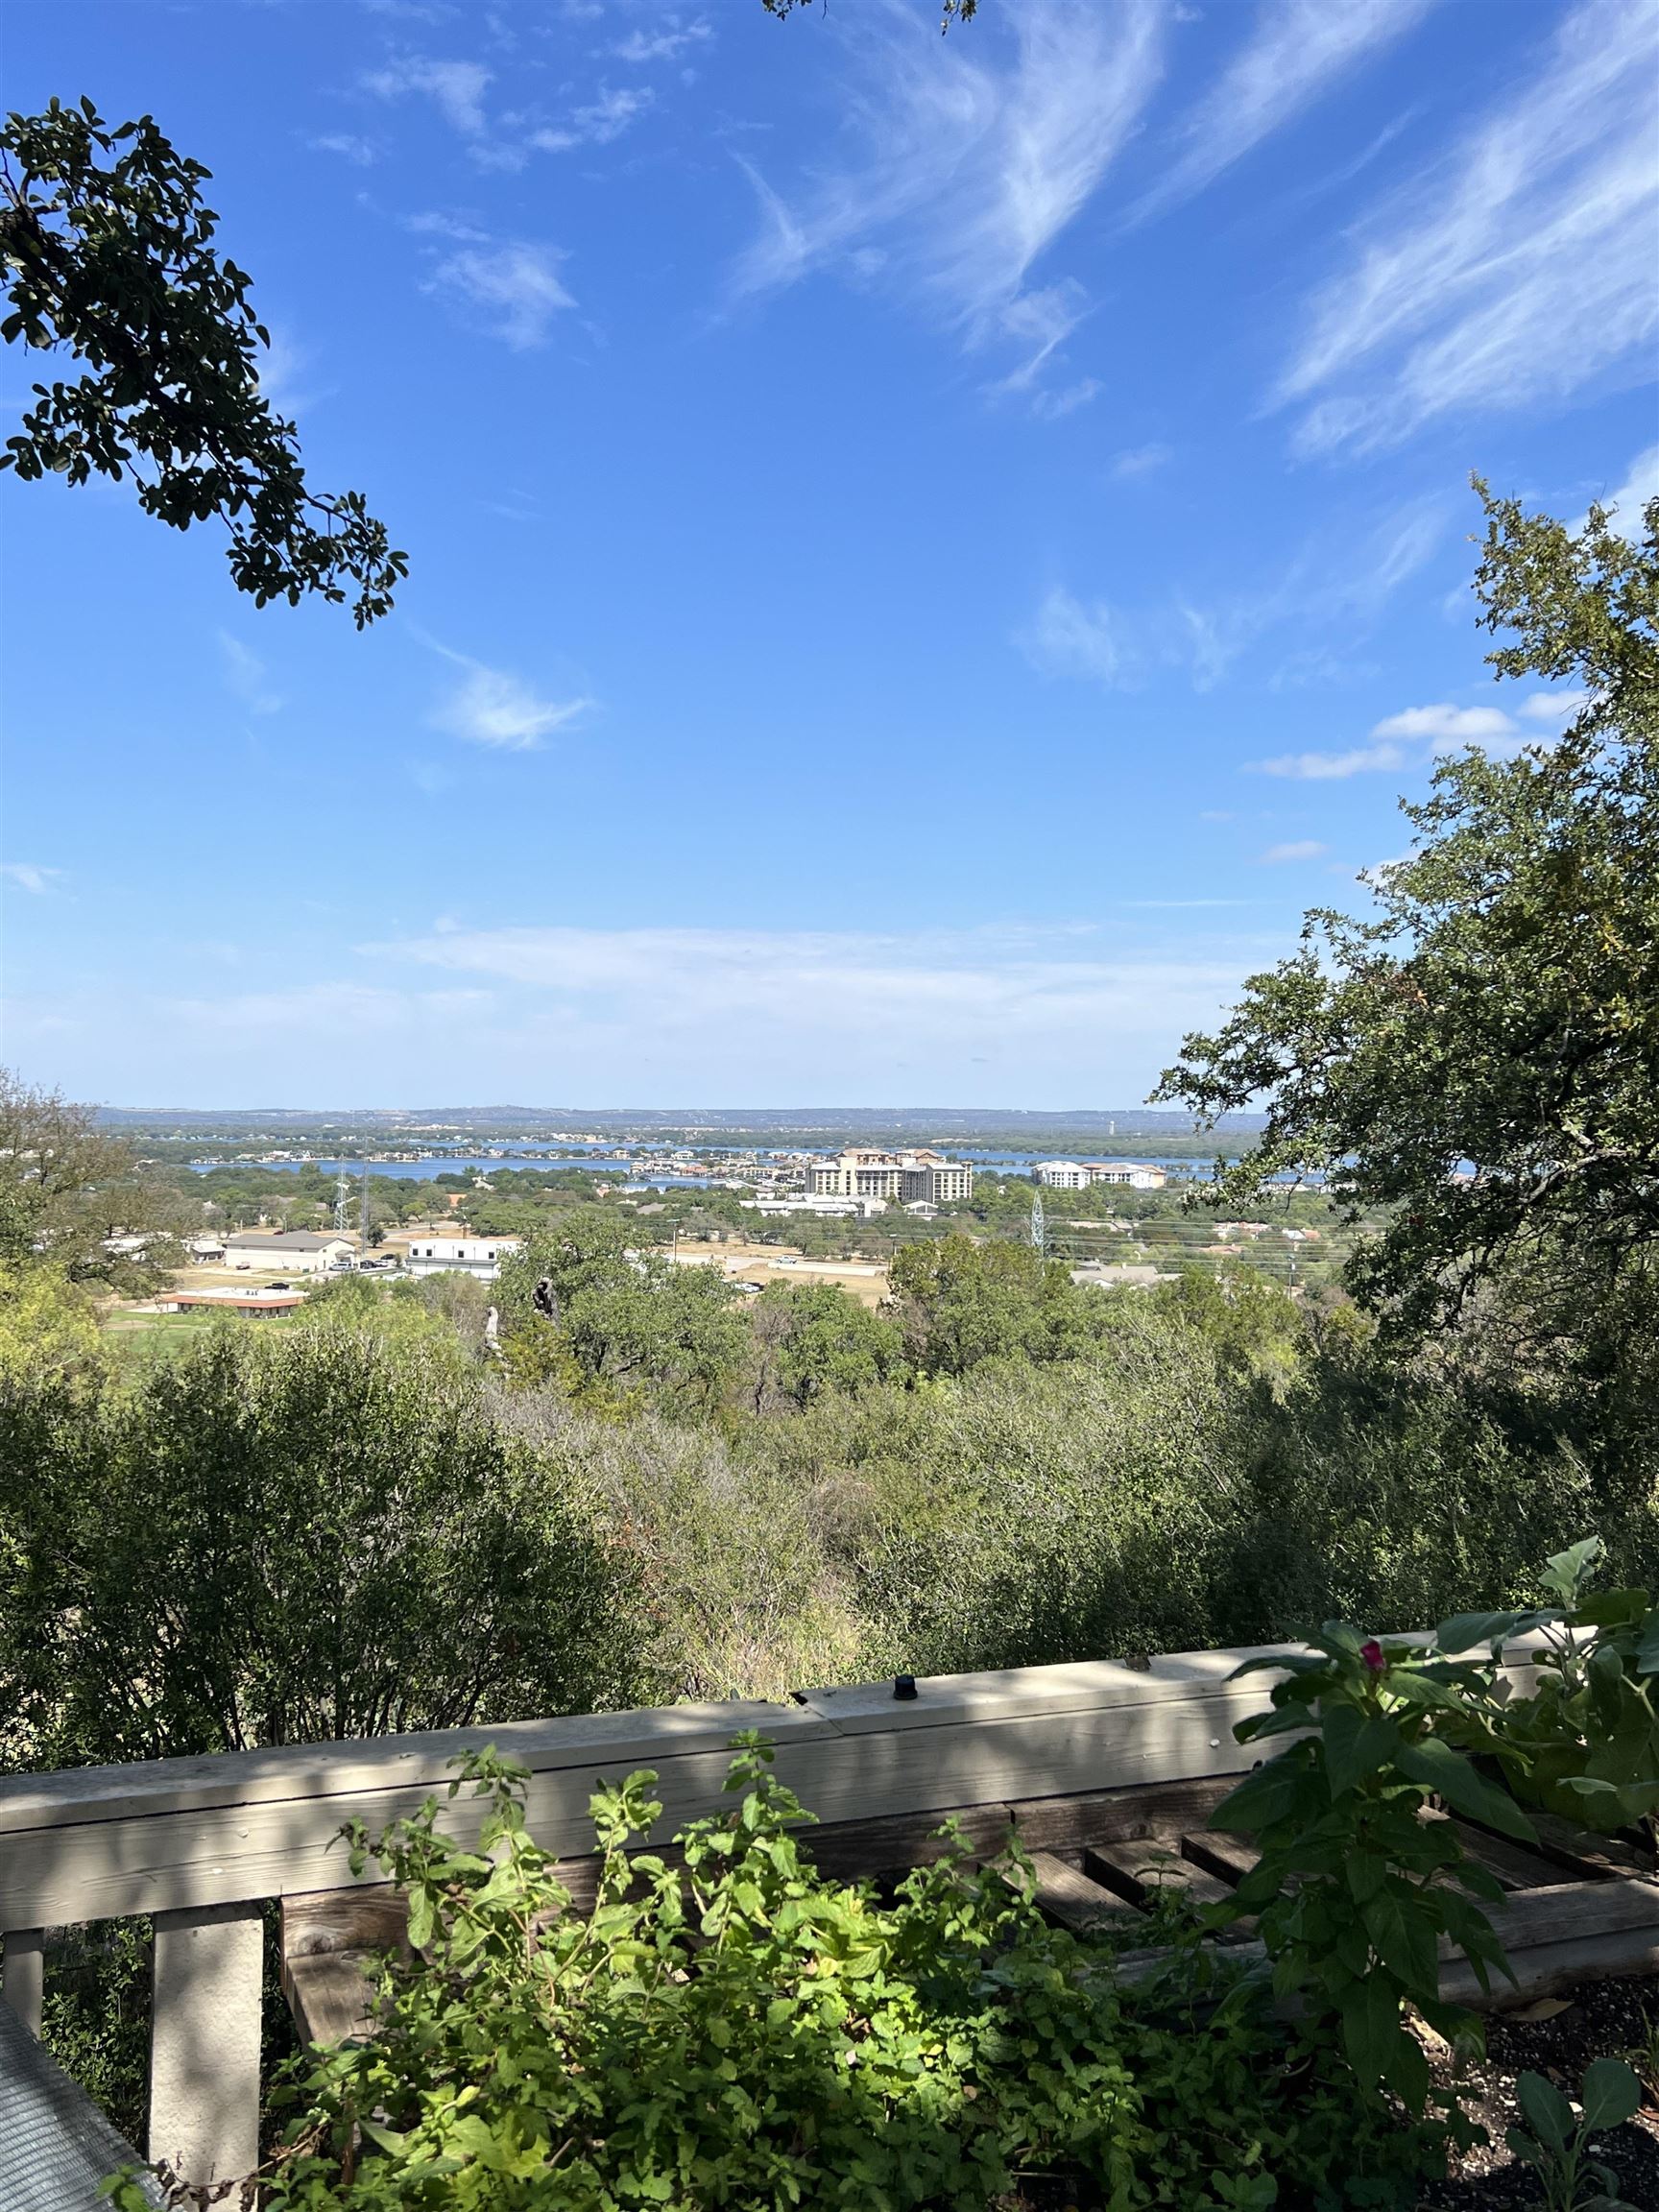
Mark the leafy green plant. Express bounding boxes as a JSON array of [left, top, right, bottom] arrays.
[[108, 1739, 1450, 2210], [1437, 1537, 1659, 1839], [1504, 2058, 1643, 2211], [1211, 1620, 1534, 2110], [1623, 2014, 1659, 2105]]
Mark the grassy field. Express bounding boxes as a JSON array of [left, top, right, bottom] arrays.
[[101, 1307, 297, 1358]]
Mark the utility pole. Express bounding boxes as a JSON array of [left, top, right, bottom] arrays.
[[1030, 1189, 1046, 1257]]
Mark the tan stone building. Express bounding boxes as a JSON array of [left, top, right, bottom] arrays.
[[805, 1148, 973, 1206]]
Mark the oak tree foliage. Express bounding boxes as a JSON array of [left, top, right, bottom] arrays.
[[0, 98, 404, 623], [1157, 483, 1659, 1361]]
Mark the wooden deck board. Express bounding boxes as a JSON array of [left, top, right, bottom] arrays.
[[1007, 1775, 1238, 1854], [1022, 1852, 1144, 1933], [1084, 1840, 1236, 1911], [1179, 1830, 1260, 1887]]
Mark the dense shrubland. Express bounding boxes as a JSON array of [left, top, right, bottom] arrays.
[[4, 1242, 1651, 1767]]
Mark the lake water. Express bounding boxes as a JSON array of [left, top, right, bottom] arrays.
[[187, 1147, 1238, 1188], [187, 1156, 723, 1185]]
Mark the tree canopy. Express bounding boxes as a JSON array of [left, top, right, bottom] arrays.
[[1158, 482, 1659, 1371], [0, 1070, 182, 1292], [0, 99, 403, 623]]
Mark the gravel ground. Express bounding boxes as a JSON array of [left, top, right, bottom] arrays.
[[1417, 1974, 1659, 2209]]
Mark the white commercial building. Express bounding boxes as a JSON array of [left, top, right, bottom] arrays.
[[403, 1237, 521, 1282], [223, 1232, 354, 1274], [805, 1148, 974, 1205], [740, 1194, 884, 1219], [1033, 1161, 1168, 1191]]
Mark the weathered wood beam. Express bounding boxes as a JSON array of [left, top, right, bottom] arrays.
[[1, 1926, 43, 2036]]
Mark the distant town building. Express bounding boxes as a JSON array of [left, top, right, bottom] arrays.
[[1033, 1161, 1168, 1192], [740, 1195, 882, 1219], [404, 1237, 521, 1282], [223, 1232, 353, 1274], [154, 1288, 305, 1315], [805, 1149, 973, 1205]]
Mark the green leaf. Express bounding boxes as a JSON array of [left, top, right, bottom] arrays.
[[1633, 1609, 1659, 1676], [1229, 1650, 1329, 1679], [1338, 1973, 1400, 2088], [1209, 1756, 1311, 1836], [1322, 1706, 1400, 1798], [1435, 1610, 1527, 1653], [1362, 1887, 1437, 1997], [1395, 1737, 1536, 1842], [1574, 1589, 1648, 1629], [1542, 1538, 1603, 1600], [1580, 2056, 1642, 2132], [1515, 2068, 1573, 2153], [1345, 1851, 1387, 1904]]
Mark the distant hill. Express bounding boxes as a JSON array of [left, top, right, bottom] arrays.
[[99, 1104, 1263, 1133]]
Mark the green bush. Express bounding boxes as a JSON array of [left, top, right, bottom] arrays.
[[0, 1318, 641, 1767], [106, 1743, 1448, 2212]]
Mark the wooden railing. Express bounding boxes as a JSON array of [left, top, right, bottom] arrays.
[[0, 1638, 1544, 2190]]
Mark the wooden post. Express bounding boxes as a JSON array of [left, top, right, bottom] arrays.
[[1, 1926, 43, 2036], [148, 1901, 264, 2188]]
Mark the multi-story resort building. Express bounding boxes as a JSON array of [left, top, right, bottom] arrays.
[[1033, 1161, 1168, 1191], [805, 1147, 974, 1205]]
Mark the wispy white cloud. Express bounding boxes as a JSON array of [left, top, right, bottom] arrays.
[[312, 132, 378, 166], [1110, 442, 1171, 480], [1250, 740, 1407, 781], [252, 328, 315, 416], [733, 0, 1163, 396], [533, 85, 654, 153], [48, 922, 1267, 1104], [1519, 688, 1591, 725], [364, 919, 1254, 1078], [1259, 840, 1328, 864], [1371, 702, 1514, 743], [1020, 589, 1125, 685], [1024, 491, 1452, 693], [426, 642, 592, 751], [1248, 697, 1556, 781], [615, 20, 710, 65], [424, 241, 575, 348], [1029, 376, 1101, 421], [219, 633, 283, 715], [1579, 443, 1659, 540], [1279, 0, 1659, 453], [1141, 0, 1433, 217], [365, 56, 492, 135], [0, 862, 63, 896], [404, 211, 492, 243]]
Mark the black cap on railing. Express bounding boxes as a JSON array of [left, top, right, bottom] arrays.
[[893, 1673, 918, 1700]]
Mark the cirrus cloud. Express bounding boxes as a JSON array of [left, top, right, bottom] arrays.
[[433, 661, 592, 751]]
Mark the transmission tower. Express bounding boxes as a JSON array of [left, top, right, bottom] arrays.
[[360, 1162, 372, 1251], [334, 1173, 352, 1234], [1030, 1189, 1046, 1256]]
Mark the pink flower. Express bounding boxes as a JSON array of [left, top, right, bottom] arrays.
[[1359, 1640, 1386, 1672]]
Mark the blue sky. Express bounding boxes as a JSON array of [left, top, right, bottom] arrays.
[[3, 0, 1656, 1109]]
